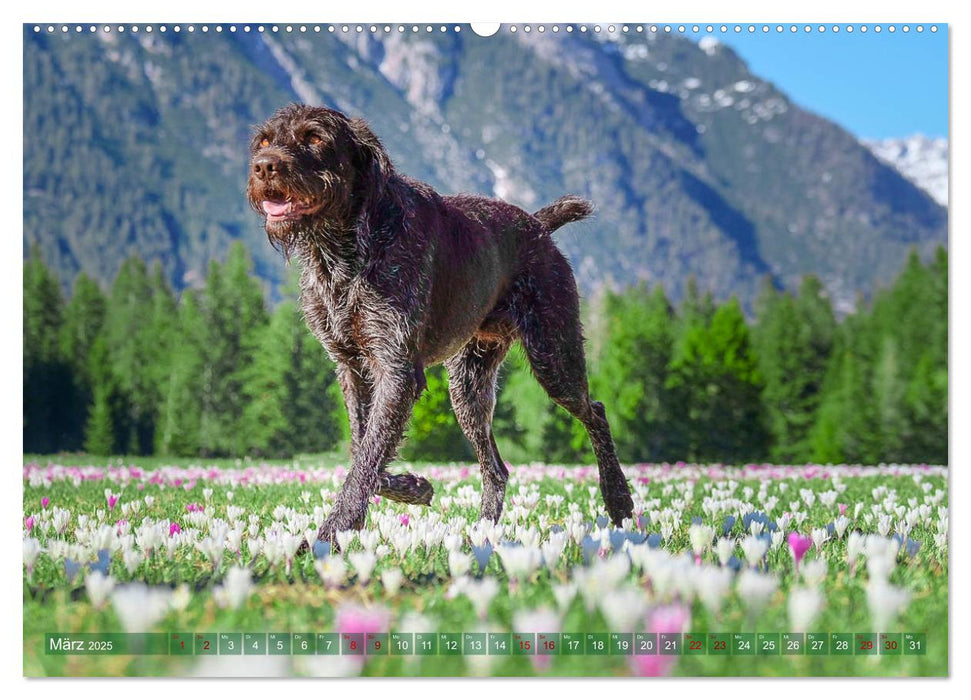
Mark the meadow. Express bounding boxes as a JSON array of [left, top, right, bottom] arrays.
[[23, 455, 948, 677]]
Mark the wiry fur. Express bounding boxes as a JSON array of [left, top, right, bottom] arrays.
[[247, 104, 634, 546]]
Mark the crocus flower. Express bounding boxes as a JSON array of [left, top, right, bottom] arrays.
[[84, 570, 114, 609], [399, 514, 410, 527], [838, 503, 848, 516], [41, 497, 49, 510], [788, 532, 812, 570], [788, 586, 824, 633], [335, 603, 390, 636], [110, 583, 172, 633], [23, 537, 42, 575], [169, 522, 181, 537], [213, 567, 254, 610], [24, 516, 34, 533], [380, 567, 404, 596], [630, 603, 690, 677], [107, 493, 119, 511]]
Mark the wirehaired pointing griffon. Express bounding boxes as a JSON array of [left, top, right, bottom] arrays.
[[247, 104, 634, 546]]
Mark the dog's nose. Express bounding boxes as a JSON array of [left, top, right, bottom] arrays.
[[252, 154, 285, 181]]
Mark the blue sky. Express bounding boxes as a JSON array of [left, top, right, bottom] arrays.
[[711, 26, 948, 140]]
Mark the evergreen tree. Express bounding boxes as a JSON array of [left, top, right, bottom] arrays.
[[668, 296, 770, 463], [753, 275, 835, 462], [104, 257, 159, 454], [240, 297, 343, 457], [494, 345, 591, 464], [57, 272, 108, 449], [23, 250, 72, 453], [591, 284, 682, 461], [155, 290, 205, 456], [83, 335, 118, 455], [195, 243, 268, 456], [401, 366, 472, 462]]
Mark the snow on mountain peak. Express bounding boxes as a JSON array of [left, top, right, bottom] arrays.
[[864, 135, 948, 206]]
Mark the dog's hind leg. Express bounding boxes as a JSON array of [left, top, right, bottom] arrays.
[[514, 250, 634, 527], [445, 336, 513, 523]]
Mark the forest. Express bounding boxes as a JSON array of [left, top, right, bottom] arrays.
[[23, 244, 948, 466]]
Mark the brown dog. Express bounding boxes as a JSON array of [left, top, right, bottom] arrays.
[[247, 104, 634, 545]]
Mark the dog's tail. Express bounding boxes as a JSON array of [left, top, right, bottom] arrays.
[[533, 195, 594, 233]]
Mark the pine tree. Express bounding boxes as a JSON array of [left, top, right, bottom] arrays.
[[83, 335, 118, 455], [400, 366, 472, 462], [753, 275, 835, 462], [591, 284, 681, 462], [58, 272, 108, 449], [668, 296, 769, 463], [155, 290, 205, 456], [195, 243, 268, 456], [84, 385, 115, 456], [240, 296, 343, 457], [104, 257, 159, 454], [23, 250, 72, 453]]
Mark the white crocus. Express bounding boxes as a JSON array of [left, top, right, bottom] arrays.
[[788, 587, 824, 633], [348, 551, 377, 584], [85, 570, 115, 609], [213, 566, 255, 610], [380, 567, 404, 596], [740, 535, 768, 568], [715, 537, 735, 566], [314, 556, 347, 588], [737, 569, 778, 616], [111, 584, 173, 633]]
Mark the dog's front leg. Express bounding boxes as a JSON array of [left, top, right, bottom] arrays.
[[335, 360, 373, 460], [317, 364, 420, 544]]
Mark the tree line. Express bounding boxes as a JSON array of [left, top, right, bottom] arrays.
[[23, 244, 947, 465]]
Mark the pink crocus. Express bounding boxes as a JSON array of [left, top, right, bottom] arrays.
[[186, 502, 202, 513], [372, 496, 382, 505], [335, 603, 391, 635], [41, 497, 49, 510], [334, 603, 391, 674], [24, 516, 34, 532], [169, 522, 182, 537], [838, 503, 847, 516], [630, 603, 691, 677], [399, 514, 410, 527], [788, 532, 813, 570], [106, 493, 119, 511]]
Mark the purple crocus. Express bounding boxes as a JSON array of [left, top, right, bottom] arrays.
[[41, 496, 49, 510], [838, 503, 847, 516], [24, 516, 35, 532], [169, 522, 181, 537], [106, 493, 119, 511], [788, 532, 813, 570]]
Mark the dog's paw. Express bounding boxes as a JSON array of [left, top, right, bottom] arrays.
[[377, 471, 434, 505]]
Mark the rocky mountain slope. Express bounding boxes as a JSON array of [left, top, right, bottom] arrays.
[[865, 135, 948, 207], [23, 26, 947, 313]]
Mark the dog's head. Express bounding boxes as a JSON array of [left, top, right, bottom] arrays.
[[246, 104, 392, 253]]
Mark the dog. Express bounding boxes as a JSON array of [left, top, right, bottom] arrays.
[[247, 104, 634, 545]]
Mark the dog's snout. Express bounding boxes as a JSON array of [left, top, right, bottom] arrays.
[[252, 154, 285, 181]]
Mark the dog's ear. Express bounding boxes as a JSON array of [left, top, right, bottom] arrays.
[[347, 117, 394, 181]]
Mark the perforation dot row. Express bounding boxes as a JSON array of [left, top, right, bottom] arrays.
[[31, 24, 940, 35]]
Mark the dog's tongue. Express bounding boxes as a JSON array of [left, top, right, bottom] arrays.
[[262, 200, 291, 217]]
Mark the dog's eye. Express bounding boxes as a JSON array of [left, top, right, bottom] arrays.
[[306, 134, 323, 146], [259, 138, 270, 148]]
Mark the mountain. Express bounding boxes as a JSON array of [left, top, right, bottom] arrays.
[[864, 135, 948, 207], [23, 26, 947, 313]]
